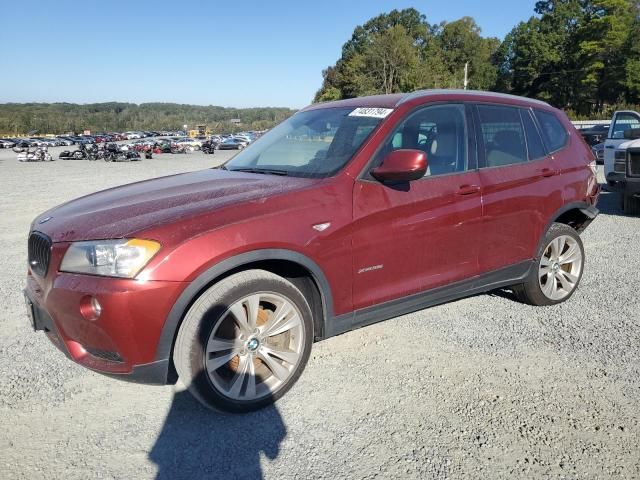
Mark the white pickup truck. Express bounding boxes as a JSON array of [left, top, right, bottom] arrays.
[[604, 111, 640, 214]]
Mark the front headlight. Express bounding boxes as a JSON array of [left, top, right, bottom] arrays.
[[60, 239, 161, 278]]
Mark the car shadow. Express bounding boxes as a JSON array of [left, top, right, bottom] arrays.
[[597, 186, 624, 216], [149, 387, 286, 480]]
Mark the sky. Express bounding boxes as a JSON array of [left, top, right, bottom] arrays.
[[0, 1, 537, 108]]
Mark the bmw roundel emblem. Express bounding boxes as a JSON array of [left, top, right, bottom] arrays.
[[38, 216, 53, 224]]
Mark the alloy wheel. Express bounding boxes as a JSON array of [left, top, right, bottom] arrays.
[[538, 235, 583, 301], [205, 293, 305, 401]]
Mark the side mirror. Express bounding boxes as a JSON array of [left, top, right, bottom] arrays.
[[624, 128, 640, 140], [371, 149, 428, 183]]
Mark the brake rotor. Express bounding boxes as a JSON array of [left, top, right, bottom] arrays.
[[227, 306, 270, 372]]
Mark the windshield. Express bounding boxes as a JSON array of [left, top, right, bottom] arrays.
[[225, 107, 387, 177]]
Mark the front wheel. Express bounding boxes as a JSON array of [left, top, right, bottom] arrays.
[[174, 270, 313, 413], [512, 223, 584, 306]]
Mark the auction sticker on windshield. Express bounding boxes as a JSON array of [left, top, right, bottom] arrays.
[[348, 107, 394, 118]]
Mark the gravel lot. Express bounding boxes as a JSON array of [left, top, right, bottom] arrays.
[[0, 146, 639, 479]]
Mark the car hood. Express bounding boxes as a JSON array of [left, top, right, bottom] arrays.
[[33, 169, 319, 242], [619, 139, 640, 150]]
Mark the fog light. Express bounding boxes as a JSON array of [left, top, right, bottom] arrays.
[[80, 296, 102, 321]]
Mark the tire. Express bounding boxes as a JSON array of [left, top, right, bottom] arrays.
[[73, 151, 83, 159], [174, 269, 313, 413], [512, 223, 584, 306], [623, 194, 640, 215]]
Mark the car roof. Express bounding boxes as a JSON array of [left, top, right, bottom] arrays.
[[302, 89, 552, 112]]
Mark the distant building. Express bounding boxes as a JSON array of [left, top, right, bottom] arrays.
[[230, 118, 242, 125]]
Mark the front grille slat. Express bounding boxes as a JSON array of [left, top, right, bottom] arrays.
[[629, 151, 640, 177], [28, 231, 52, 277]]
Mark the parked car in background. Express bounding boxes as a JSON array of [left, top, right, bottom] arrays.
[[605, 127, 640, 214], [218, 138, 247, 150], [579, 124, 609, 147], [24, 90, 599, 413], [172, 137, 202, 149], [604, 111, 640, 183], [55, 137, 75, 146], [0, 138, 16, 148]]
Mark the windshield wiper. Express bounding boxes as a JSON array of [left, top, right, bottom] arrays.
[[229, 167, 290, 176]]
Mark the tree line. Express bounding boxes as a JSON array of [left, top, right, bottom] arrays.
[[3, 2, 638, 133], [315, 2, 640, 119], [0, 102, 295, 136]]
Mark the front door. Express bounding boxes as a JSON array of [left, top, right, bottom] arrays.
[[352, 103, 482, 311]]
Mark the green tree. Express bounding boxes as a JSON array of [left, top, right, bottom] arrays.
[[495, 0, 640, 115], [314, 8, 499, 101]]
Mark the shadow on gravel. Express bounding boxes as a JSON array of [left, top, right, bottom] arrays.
[[597, 187, 624, 216], [149, 388, 285, 480]]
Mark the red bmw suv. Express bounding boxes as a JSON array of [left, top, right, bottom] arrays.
[[24, 90, 600, 412]]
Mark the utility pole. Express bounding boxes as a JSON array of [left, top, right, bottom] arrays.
[[463, 62, 469, 90]]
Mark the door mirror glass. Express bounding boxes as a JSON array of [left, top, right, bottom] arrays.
[[371, 149, 427, 183]]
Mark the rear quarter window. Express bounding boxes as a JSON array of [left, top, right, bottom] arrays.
[[534, 110, 568, 153]]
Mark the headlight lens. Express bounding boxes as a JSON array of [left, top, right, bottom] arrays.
[[60, 239, 161, 278]]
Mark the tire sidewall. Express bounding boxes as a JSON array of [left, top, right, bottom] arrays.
[[175, 270, 313, 413]]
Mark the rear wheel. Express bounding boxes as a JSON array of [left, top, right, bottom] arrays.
[[623, 194, 640, 215], [174, 270, 313, 413], [513, 223, 584, 306]]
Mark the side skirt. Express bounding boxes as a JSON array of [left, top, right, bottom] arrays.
[[324, 260, 534, 339]]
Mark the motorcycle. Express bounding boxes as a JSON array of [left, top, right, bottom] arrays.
[[17, 145, 53, 162], [201, 140, 217, 154], [59, 143, 97, 160], [103, 144, 142, 162], [170, 143, 187, 154]]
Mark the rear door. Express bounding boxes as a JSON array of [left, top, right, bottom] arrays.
[[475, 104, 563, 273], [604, 111, 640, 178], [352, 103, 482, 310]]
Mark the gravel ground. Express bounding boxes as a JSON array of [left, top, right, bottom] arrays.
[[0, 148, 638, 480]]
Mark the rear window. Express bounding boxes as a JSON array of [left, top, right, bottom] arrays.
[[477, 105, 527, 167], [534, 110, 568, 153]]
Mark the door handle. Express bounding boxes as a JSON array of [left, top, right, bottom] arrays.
[[540, 168, 558, 178], [605, 145, 615, 149], [457, 184, 480, 196]]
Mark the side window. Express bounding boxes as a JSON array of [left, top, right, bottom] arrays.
[[611, 112, 640, 139], [374, 104, 468, 177], [520, 109, 547, 160], [534, 110, 568, 152], [477, 105, 527, 167]]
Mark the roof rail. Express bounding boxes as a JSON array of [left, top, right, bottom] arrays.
[[397, 89, 551, 108]]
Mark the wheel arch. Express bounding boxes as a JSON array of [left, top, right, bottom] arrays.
[[155, 249, 333, 381], [551, 202, 598, 234], [534, 202, 598, 258]]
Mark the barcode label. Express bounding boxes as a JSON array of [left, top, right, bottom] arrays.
[[349, 108, 394, 119]]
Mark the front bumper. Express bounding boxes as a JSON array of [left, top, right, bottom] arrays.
[[606, 172, 640, 196], [24, 268, 187, 385]]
